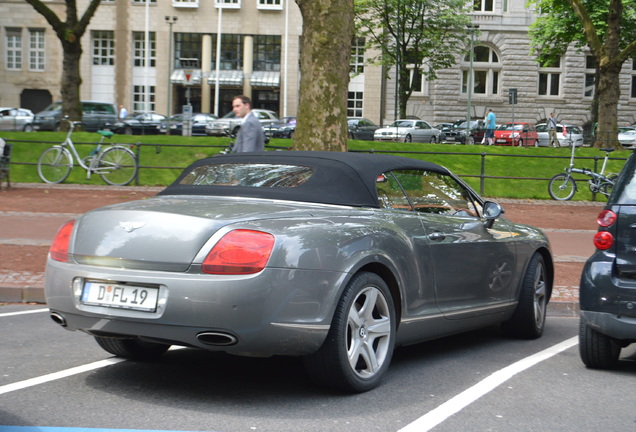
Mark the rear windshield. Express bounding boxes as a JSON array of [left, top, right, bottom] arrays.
[[179, 163, 314, 188], [612, 154, 636, 204]]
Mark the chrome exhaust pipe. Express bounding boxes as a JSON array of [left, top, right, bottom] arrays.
[[50, 312, 67, 327], [196, 331, 238, 346]]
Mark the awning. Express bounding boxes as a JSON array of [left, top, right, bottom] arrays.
[[207, 70, 244, 86], [251, 71, 280, 87], [170, 69, 203, 85]]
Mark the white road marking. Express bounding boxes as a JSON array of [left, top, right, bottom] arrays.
[[0, 308, 49, 318], [0, 358, 127, 396], [399, 336, 579, 432]]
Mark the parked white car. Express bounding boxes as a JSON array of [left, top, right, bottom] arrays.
[[374, 119, 441, 143], [535, 123, 584, 147], [618, 127, 636, 148], [206, 109, 278, 136], [0, 107, 34, 131]]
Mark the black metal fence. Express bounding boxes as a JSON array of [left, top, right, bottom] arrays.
[[3, 138, 629, 200]]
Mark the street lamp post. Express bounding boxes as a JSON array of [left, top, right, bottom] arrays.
[[466, 24, 479, 144], [165, 16, 178, 135]]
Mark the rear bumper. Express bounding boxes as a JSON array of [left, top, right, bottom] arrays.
[[580, 310, 636, 341]]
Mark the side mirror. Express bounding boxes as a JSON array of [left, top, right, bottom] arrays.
[[483, 201, 503, 228]]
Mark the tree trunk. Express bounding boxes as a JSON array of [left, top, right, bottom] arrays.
[[594, 62, 622, 148], [61, 39, 83, 128], [294, 0, 354, 152]]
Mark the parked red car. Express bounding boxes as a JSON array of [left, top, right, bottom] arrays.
[[494, 122, 539, 147]]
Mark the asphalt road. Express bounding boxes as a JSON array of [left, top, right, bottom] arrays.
[[1, 304, 635, 432]]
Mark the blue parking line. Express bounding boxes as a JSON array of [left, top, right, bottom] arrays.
[[0, 428, 220, 432]]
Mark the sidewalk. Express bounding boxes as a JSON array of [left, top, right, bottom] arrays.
[[0, 184, 598, 317]]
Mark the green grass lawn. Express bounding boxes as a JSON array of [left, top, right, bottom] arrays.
[[2, 131, 630, 201]]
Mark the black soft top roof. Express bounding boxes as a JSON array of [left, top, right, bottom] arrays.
[[159, 151, 450, 207]]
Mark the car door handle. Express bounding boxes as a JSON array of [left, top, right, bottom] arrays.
[[428, 231, 446, 241]]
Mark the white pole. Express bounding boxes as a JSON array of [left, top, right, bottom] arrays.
[[214, 4, 222, 116], [144, 0, 150, 112], [283, 0, 289, 117]]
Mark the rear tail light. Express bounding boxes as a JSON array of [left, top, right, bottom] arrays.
[[594, 210, 617, 250], [597, 209, 617, 227], [50, 220, 75, 262], [593, 231, 614, 250], [202, 229, 275, 275]]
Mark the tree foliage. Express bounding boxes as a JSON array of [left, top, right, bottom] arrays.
[[529, 0, 636, 148], [24, 0, 102, 129], [294, 0, 354, 151], [355, 0, 472, 118]]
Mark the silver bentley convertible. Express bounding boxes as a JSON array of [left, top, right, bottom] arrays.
[[45, 151, 553, 392]]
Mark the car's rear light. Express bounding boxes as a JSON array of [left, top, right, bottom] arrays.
[[593, 231, 614, 250], [50, 220, 75, 262], [597, 209, 617, 227], [202, 229, 275, 275]]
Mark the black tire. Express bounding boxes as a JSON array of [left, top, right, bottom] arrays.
[[579, 319, 621, 369], [600, 174, 618, 198], [466, 136, 475, 145], [548, 173, 576, 200], [37, 147, 73, 184], [124, 126, 133, 135], [23, 124, 34, 132], [404, 134, 412, 143], [502, 253, 549, 339], [98, 146, 138, 186], [94, 336, 170, 360], [430, 135, 437, 144], [303, 272, 396, 393]]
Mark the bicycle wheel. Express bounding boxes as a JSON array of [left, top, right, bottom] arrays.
[[548, 173, 576, 200], [37, 147, 73, 184], [97, 146, 137, 186], [600, 174, 619, 198]]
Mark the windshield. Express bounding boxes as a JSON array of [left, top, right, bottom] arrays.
[[41, 102, 62, 112], [388, 120, 414, 128], [497, 123, 524, 131]]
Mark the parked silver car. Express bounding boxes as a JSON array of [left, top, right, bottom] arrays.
[[206, 109, 278, 136], [0, 107, 34, 131], [45, 151, 553, 392], [374, 119, 441, 143], [535, 123, 584, 147]]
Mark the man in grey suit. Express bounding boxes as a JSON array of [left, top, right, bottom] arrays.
[[231, 95, 265, 153]]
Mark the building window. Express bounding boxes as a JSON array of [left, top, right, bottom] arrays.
[[5, 28, 22, 70], [631, 59, 636, 99], [132, 0, 157, 4], [175, 33, 202, 70], [257, 0, 282, 9], [462, 45, 500, 96], [28, 29, 45, 71], [133, 85, 155, 112], [133, 32, 156, 67], [173, 0, 199, 6], [474, 0, 494, 12], [407, 64, 429, 96], [538, 57, 561, 97], [585, 55, 595, 98], [254, 35, 281, 71], [350, 37, 365, 75], [211, 34, 242, 70], [92, 31, 115, 66], [215, 0, 241, 8], [348, 91, 363, 117]]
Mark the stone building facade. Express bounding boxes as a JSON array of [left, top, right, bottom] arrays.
[[1, 0, 636, 130]]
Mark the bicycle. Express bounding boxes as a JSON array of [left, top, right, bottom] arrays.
[[37, 118, 138, 186], [548, 144, 618, 201]]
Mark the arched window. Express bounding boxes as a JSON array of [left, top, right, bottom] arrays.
[[462, 45, 500, 96]]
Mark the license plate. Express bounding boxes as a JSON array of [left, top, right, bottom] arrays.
[[81, 281, 159, 312], [496, 139, 506, 143], [447, 136, 454, 141]]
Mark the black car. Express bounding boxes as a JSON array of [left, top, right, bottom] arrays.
[[265, 116, 296, 138], [445, 120, 486, 145], [158, 113, 218, 135], [579, 150, 636, 368], [348, 117, 379, 140], [112, 112, 166, 135]]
